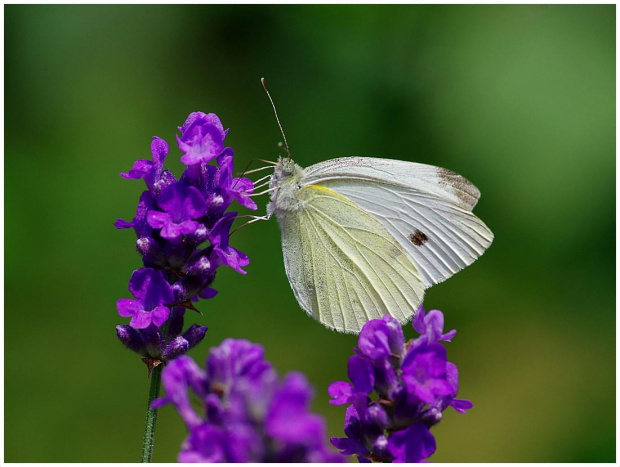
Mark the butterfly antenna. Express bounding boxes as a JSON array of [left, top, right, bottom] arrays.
[[261, 77, 292, 160]]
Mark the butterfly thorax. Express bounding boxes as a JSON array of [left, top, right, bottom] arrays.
[[267, 156, 305, 219]]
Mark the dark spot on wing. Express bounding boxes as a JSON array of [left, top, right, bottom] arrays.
[[437, 167, 480, 209], [409, 230, 428, 246]]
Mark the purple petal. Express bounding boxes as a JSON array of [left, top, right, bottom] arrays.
[[373, 357, 400, 399], [130, 191, 157, 238], [140, 323, 165, 357], [445, 361, 459, 396], [162, 336, 189, 360], [150, 136, 169, 168], [212, 245, 250, 274], [451, 398, 473, 414], [115, 325, 146, 355], [331, 436, 366, 456], [160, 221, 183, 242], [367, 404, 390, 430], [413, 305, 427, 335], [150, 305, 171, 327], [178, 424, 226, 462], [116, 298, 141, 318], [182, 324, 209, 350], [177, 114, 226, 166], [129, 306, 169, 329], [401, 343, 452, 404], [114, 218, 133, 229], [209, 214, 250, 273], [358, 316, 404, 360], [120, 159, 152, 180], [388, 423, 436, 462], [159, 183, 204, 218], [178, 111, 224, 135], [348, 355, 375, 395], [166, 307, 185, 339], [231, 177, 254, 194], [181, 186, 208, 219], [229, 177, 258, 210], [209, 211, 236, 248], [328, 381, 353, 405], [414, 307, 456, 343], [207, 339, 269, 389], [225, 422, 265, 462], [146, 210, 169, 229], [128, 268, 174, 309], [156, 356, 207, 428], [266, 372, 325, 445], [179, 220, 201, 235], [148, 183, 207, 241], [199, 287, 218, 299]]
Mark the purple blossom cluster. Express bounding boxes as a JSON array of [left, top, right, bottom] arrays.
[[115, 112, 256, 365], [153, 339, 344, 462], [329, 308, 472, 462]]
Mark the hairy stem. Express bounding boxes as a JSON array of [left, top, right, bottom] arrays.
[[141, 363, 163, 462]]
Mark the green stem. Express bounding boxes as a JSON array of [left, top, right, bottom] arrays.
[[140, 363, 163, 462]]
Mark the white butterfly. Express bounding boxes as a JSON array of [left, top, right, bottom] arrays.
[[256, 78, 493, 334], [266, 155, 494, 334]]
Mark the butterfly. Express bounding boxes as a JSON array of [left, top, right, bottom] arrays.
[[256, 79, 493, 334], [265, 154, 493, 334]]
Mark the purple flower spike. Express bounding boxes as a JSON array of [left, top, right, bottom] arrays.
[[177, 112, 227, 166], [329, 309, 471, 462], [147, 182, 207, 242], [116, 112, 257, 367], [154, 339, 344, 462]]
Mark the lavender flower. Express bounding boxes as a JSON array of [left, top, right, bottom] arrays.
[[153, 339, 344, 462], [115, 113, 256, 365], [329, 308, 472, 462]]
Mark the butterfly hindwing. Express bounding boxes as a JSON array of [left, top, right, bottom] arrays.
[[276, 184, 424, 333]]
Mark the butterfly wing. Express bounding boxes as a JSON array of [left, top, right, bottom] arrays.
[[277, 184, 424, 334], [303, 156, 481, 210], [301, 157, 493, 288]]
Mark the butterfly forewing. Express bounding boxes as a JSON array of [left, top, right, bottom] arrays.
[[300, 158, 493, 288], [302, 157, 481, 210]]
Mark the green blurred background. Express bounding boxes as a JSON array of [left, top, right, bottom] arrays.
[[5, 4, 615, 463]]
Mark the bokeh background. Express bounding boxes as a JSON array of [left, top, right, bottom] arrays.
[[5, 4, 615, 463]]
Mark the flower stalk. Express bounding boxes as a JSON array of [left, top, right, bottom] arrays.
[[141, 363, 163, 463]]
